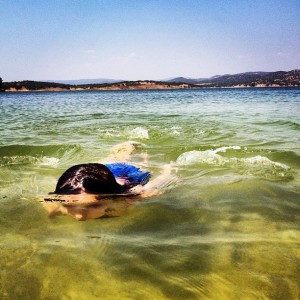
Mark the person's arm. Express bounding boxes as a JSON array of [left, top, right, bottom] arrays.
[[129, 164, 180, 198]]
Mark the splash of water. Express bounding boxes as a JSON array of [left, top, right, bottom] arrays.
[[176, 146, 291, 179]]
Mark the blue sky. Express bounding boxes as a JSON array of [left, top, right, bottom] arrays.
[[1, 0, 299, 81]]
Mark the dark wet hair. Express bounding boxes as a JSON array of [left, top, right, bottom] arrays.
[[54, 163, 125, 195]]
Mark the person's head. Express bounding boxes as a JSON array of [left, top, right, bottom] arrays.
[[54, 163, 124, 195]]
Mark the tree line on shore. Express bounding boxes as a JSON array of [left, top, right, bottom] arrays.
[[0, 77, 4, 92], [0, 79, 191, 91]]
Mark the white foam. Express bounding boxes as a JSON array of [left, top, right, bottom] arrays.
[[170, 126, 181, 136], [129, 127, 149, 139], [240, 155, 290, 170], [40, 157, 60, 166], [98, 129, 121, 137], [213, 146, 241, 153], [176, 150, 226, 166], [176, 148, 291, 179], [0, 156, 38, 166]]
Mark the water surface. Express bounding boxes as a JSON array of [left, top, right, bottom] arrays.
[[0, 88, 299, 299]]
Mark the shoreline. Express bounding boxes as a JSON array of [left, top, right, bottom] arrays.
[[4, 85, 299, 93], [3, 69, 299, 92], [3, 82, 299, 93]]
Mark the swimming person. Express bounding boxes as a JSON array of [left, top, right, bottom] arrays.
[[44, 141, 179, 220], [54, 162, 151, 195]]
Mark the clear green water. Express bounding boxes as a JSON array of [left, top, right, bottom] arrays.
[[0, 88, 299, 299]]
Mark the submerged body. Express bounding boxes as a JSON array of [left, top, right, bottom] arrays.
[[44, 141, 178, 220]]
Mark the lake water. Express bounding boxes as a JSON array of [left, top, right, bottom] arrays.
[[0, 88, 299, 299]]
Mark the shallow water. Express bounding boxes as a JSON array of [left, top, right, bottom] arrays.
[[0, 88, 299, 299]]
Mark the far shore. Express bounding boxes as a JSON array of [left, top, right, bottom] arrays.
[[3, 69, 299, 92], [4, 81, 299, 93]]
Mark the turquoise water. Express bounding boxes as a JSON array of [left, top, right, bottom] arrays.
[[0, 88, 299, 299]]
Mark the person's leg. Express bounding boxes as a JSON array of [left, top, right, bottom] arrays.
[[103, 141, 144, 163]]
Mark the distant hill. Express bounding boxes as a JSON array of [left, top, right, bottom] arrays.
[[3, 80, 72, 91], [2, 80, 193, 92], [168, 77, 207, 84], [45, 78, 122, 85], [168, 70, 300, 87], [2, 69, 300, 92]]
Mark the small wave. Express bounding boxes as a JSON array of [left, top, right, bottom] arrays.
[[176, 147, 292, 180], [0, 144, 81, 168], [97, 127, 149, 139], [0, 155, 40, 166], [214, 146, 241, 153], [236, 156, 291, 178], [254, 120, 300, 130], [170, 126, 181, 136], [40, 157, 60, 166], [176, 146, 241, 166], [128, 127, 149, 139], [241, 155, 289, 170], [0, 155, 60, 167], [0, 144, 80, 158], [97, 128, 122, 138], [176, 150, 227, 166]]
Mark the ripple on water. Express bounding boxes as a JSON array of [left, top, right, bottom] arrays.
[[176, 146, 293, 181], [0, 88, 299, 299]]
